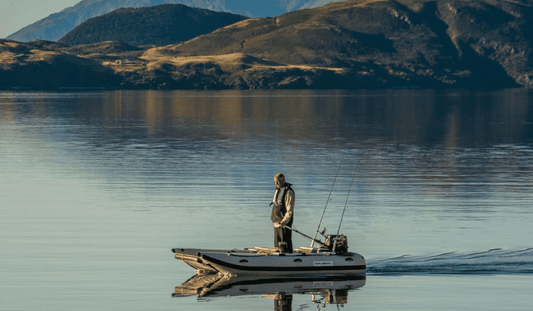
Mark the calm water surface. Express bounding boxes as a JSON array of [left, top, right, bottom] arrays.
[[1, 90, 532, 310]]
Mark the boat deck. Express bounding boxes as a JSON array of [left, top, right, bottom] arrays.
[[172, 246, 337, 257]]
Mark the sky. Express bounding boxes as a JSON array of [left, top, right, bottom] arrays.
[[0, 0, 80, 38]]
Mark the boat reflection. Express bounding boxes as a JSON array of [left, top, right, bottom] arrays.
[[173, 273, 365, 309]]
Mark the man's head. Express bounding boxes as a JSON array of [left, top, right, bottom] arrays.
[[274, 173, 286, 189]]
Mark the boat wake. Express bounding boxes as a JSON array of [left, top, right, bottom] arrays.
[[367, 248, 533, 275]]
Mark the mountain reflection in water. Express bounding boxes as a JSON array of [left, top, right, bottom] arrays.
[[174, 273, 365, 310]]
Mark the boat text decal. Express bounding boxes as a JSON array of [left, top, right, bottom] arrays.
[[313, 261, 334, 267]]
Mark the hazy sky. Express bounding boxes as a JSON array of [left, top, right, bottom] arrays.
[[0, 0, 80, 38]]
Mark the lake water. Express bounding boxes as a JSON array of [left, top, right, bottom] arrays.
[[1, 90, 532, 311]]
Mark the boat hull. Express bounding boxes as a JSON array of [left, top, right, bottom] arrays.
[[172, 248, 366, 276]]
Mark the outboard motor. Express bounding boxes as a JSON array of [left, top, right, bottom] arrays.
[[324, 234, 349, 254]]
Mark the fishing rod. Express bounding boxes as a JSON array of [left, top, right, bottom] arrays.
[[284, 226, 327, 248], [332, 149, 366, 252], [311, 125, 357, 247]]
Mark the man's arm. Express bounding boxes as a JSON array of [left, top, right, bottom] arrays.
[[272, 189, 279, 205], [279, 189, 295, 226]]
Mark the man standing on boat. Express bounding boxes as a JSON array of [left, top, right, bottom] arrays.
[[271, 173, 295, 253]]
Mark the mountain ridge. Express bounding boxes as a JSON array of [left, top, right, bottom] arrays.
[[58, 4, 247, 47], [2, 0, 533, 90], [6, 0, 343, 42]]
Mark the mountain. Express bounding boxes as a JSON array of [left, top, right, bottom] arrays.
[[2, 0, 533, 90], [222, 0, 340, 17], [6, 0, 226, 42], [6, 0, 343, 42], [58, 4, 247, 46], [0, 40, 121, 89], [152, 0, 532, 88]]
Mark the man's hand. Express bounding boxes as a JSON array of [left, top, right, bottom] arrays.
[[273, 222, 282, 228]]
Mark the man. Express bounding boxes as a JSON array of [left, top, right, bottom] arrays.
[[271, 173, 295, 253]]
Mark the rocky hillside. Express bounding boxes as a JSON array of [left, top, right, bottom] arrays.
[[2, 0, 533, 90], [6, 0, 343, 42], [58, 4, 247, 47], [157, 0, 533, 88]]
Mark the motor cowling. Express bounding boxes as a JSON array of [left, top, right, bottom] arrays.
[[324, 234, 349, 254]]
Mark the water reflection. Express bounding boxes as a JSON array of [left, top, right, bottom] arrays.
[[174, 273, 365, 310], [1, 90, 533, 311], [2, 89, 532, 146], [101, 89, 530, 147], [2, 90, 532, 218]]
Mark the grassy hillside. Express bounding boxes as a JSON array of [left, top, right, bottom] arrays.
[[6, 0, 343, 42], [58, 4, 248, 47], [6, 0, 228, 42], [0, 40, 120, 89], [155, 0, 533, 88], [2, 0, 533, 90]]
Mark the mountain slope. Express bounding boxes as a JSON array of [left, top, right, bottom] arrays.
[[58, 4, 247, 46], [6, 0, 226, 42], [6, 0, 343, 42], [148, 0, 532, 87], [2, 0, 533, 90], [0, 39, 121, 88]]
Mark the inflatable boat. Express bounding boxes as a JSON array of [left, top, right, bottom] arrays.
[[172, 233, 366, 277]]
